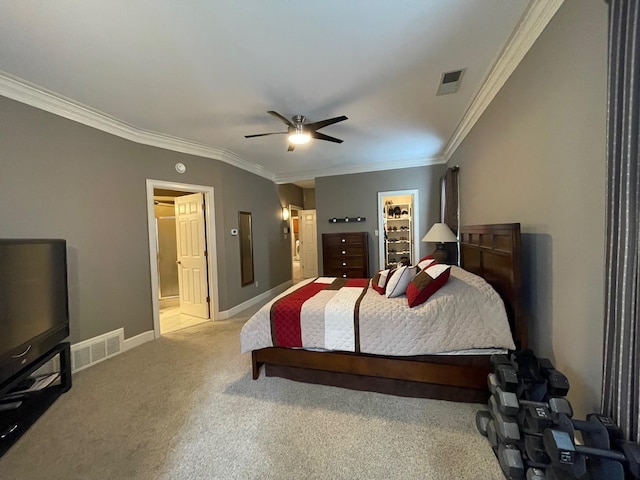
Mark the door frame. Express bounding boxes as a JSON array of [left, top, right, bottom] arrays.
[[377, 189, 420, 270], [288, 204, 303, 278], [146, 179, 219, 338]]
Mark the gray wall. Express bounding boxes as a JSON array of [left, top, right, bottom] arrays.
[[277, 184, 304, 211], [303, 188, 316, 209], [0, 95, 291, 343], [448, 0, 608, 417], [315, 165, 446, 275]]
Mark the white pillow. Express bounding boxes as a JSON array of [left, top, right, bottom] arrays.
[[385, 265, 417, 298], [377, 269, 391, 288]]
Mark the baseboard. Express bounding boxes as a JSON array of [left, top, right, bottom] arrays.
[[40, 281, 292, 375], [122, 330, 155, 352], [217, 280, 293, 320]]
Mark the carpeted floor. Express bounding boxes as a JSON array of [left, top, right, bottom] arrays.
[[0, 314, 503, 479]]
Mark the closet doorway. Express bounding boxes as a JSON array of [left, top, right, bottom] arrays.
[[146, 180, 219, 338], [377, 189, 420, 270]]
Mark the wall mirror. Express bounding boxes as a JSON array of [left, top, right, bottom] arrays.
[[239, 211, 254, 286]]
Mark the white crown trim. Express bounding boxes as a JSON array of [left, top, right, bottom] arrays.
[[442, 0, 564, 160], [0, 0, 561, 182], [0, 70, 275, 181], [273, 155, 446, 184]]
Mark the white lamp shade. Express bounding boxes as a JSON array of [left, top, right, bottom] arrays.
[[422, 223, 457, 243]]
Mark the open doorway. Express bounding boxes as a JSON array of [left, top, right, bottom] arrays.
[[298, 209, 318, 278], [288, 204, 303, 283], [377, 189, 420, 270], [146, 180, 219, 338]]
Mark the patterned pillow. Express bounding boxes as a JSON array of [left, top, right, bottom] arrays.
[[371, 269, 393, 295], [385, 265, 417, 298], [417, 256, 437, 270], [406, 264, 451, 307]]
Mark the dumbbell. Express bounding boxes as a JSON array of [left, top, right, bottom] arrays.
[[537, 358, 570, 397], [504, 406, 566, 466], [496, 443, 548, 480], [587, 412, 640, 479], [476, 410, 492, 437], [526, 467, 546, 480], [492, 409, 522, 445], [494, 364, 520, 393], [543, 413, 639, 479], [478, 407, 551, 467], [476, 408, 523, 452], [491, 353, 512, 366], [509, 351, 570, 401], [523, 433, 550, 465], [486, 382, 553, 445], [587, 413, 624, 446], [491, 380, 572, 419]]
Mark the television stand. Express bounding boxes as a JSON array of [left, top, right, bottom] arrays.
[[0, 342, 72, 458]]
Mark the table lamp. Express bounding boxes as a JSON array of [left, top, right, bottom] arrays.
[[422, 223, 457, 263]]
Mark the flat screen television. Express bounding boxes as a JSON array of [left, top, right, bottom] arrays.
[[0, 239, 69, 389]]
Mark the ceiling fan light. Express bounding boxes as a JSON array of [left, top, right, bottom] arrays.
[[289, 132, 311, 145]]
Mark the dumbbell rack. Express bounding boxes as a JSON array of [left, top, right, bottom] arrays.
[[475, 350, 640, 480]]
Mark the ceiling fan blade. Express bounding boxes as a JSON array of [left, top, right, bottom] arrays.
[[287, 143, 295, 152], [310, 131, 343, 143], [267, 110, 295, 127], [244, 132, 287, 138], [305, 115, 348, 131]]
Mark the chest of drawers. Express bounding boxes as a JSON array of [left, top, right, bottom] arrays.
[[322, 232, 369, 278]]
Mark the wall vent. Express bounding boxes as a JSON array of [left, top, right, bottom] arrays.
[[436, 68, 466, 96], [71, 328, 124, 373], [27, 328, 128, 376]]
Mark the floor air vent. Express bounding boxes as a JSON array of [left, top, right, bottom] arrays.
[[437, 68, 465, 96], [71, 328, 124, 373]]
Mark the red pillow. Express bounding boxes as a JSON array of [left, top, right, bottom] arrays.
[[371, 268, 394, 295], [406, 264, 451, 307], [417, 257, 437, 270]]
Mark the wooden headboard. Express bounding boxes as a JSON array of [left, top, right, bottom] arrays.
[[459, 223, 525, 350]]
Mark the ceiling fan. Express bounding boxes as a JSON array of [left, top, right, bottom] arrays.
[[245, 111, 348, 151]]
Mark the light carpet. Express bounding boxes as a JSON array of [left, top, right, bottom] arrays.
[[0, 317, 503, 479]]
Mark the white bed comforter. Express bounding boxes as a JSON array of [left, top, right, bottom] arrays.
[[240, 266, 516, 356]]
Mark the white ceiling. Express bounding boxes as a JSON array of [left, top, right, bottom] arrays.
[[0, 1, 561, 186]]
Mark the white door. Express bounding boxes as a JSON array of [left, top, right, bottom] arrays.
[[175, 193, 209, 319], [299, 209, 318, 278]]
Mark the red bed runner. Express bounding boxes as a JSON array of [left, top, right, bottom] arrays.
[[270, 278, 369, 348]]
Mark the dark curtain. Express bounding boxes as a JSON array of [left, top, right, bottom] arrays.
[[602, 0, 640, 442], [441, 166, 459, 265]]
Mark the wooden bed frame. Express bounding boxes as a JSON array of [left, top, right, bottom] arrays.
[[250, 223, 524, 403]]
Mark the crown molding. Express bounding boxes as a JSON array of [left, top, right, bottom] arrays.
[[273, 155, 446, 184], [442, 0, 564, 160], [0, 70, 275, 182], [0, 0, 562, 183]]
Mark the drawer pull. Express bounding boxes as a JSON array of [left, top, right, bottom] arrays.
[[341, 238, 346, 243], [342, 262, 347, 266], [342, 250, 346, 254], [342, 274, 347, 277]]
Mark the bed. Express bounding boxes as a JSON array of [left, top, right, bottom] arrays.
[[242, 223, 524, 403]]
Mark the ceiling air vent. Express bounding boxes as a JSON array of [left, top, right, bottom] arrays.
[[436, 68, 465, 96]]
